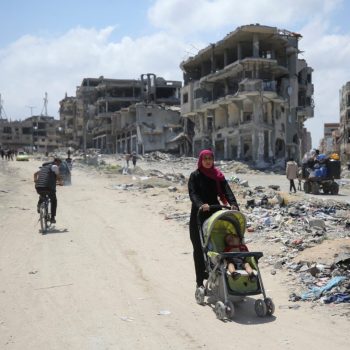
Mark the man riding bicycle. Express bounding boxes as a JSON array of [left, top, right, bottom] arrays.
[[34, 157, 62, 224]]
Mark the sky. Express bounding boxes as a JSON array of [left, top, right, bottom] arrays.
[[1, 0, 350, 148]]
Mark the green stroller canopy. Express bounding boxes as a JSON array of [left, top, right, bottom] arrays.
[[202, 210, 246, 252]]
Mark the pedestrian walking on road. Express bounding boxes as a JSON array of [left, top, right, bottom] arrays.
[[125, 152, 131, 168], [286, 157, 298, 193], [132, 151, 137, 168], [188, 149, 239, 288]]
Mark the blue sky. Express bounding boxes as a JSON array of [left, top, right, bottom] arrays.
[[1, 0, 350, 148], [0, 1, 154, 47]]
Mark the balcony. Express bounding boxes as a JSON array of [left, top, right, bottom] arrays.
[[241, 113, 253, 125], [92, 124, 112, 135], [96, 112, 113, 119]]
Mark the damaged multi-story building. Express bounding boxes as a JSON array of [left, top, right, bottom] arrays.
[[338, 81, 350, 163], [180, 24, 314, 163], [319, 123, 340, 155], [59, 94, 80, 149], [0, 115, 61, 153], [59, 74, 184, 154]]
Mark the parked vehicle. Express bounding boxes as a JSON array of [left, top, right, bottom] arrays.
[[16, 151, 29, 161], [302, 156, 341, 195]]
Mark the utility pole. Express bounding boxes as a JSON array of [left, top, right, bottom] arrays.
[[26, 105, 36, 117], [0, 93, 6, 119], [41, 92, 48, 116], [26, 105, 37, 153]]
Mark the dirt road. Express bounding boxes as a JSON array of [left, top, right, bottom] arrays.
[[0, 159, 349, 350]]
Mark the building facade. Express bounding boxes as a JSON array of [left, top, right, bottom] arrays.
[[319, 123, 340, 155], [339, 82, 350, 163], [180, 24, 314, 164], [59, 74, 183, 154], [0, 115, 61, 153], [59, 94, 81, 149]]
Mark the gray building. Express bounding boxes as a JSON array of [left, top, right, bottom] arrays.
[[114, 103, 183, 154], [0, 115, 61, 153], [319, 123, 340, 155], [339, 81, 350, 163], [180, 24, 314, 164], [60, 74, 183, 154]]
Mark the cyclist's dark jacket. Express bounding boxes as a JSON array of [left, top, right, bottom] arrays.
[[35, 164, 57, 191]]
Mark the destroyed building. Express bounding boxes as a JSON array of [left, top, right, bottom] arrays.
[[59, 74, 184, 154], [0, 115, 61, 153], [339, 81, 350, 163], [180, 24, 314, 163], [319, 123, 340, 155], [59, 94, 80, 149]]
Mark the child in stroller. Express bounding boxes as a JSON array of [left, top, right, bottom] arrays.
[[194, 205, 275, 320], [224, 233, 257, 281]]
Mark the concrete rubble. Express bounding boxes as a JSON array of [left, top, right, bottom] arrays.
[[243, 196, 350, 309]]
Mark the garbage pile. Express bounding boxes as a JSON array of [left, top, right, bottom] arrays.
[[240, 187, 350, 306], [288, 258, 350, 306]]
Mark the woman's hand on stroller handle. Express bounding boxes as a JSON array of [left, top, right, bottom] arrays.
[[200, 203, 210, 212], [199, 204, 232, 212]]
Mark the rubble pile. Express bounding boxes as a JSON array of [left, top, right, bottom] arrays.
[[240, 188, 350, 306], [143, 151, 178, 162], [218, 160, 264, 175], [288, 258, 350, 307], [145, 169, 186, 185]]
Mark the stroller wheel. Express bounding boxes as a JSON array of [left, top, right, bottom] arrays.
[[195, 286, 205, 305], [255, 299, 267, 317], [214, 301, 226, 320], [264, 297, 275, 316], [225, 301, 235, 319]]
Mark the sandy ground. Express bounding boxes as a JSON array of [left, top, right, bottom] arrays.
[[0, 158, 349, 350]]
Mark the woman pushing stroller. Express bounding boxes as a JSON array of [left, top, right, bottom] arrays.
[[188, 149, 239, 288]]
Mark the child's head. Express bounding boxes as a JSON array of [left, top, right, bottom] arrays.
[[224, 233, 240, 247]]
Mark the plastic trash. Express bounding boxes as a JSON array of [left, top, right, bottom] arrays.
[[158, 310, 171, 316]]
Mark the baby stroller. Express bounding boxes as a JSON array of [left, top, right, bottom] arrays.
[[194, 205, 275, 320]]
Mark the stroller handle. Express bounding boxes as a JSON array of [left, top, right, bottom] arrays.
[[198, 204, 231, 214], [208, 204, 231, 211], [196, 204, 232, 232]]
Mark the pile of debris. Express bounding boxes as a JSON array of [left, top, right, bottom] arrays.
[[237, 185, 350, 306], [218, 160, 264, 175], [143, 151, 178, 162], [288, 255, 350, 307]]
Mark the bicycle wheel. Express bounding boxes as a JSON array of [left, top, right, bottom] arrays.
[[39, 202, 48, 234]]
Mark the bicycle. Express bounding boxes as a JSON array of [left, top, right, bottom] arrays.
[[39, 193, 52, 234]]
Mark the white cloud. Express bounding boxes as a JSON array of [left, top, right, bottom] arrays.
[[1, 0, 349, 149], [148, 0, 348, 147], [300, 17, 350, 147], [0, 27, 187, 120], [148, 0, 341, 34]]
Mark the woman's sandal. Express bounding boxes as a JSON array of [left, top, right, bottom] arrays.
[[248, 273, 257, 282], [231, 271, 241, 280]]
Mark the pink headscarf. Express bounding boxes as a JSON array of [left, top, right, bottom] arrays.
[[197, 149, 228, 205]]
